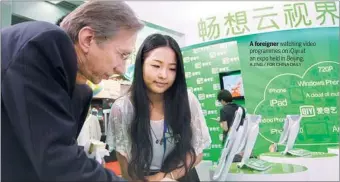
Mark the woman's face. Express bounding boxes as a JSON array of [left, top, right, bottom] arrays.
[[143, 46, 177, 94]]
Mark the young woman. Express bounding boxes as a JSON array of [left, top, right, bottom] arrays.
[[107, 34, 211, 181]]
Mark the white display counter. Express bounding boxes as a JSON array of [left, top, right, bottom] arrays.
[[259, 152, 339, 181], [207, 162, 308, 181], [328, 146, 339, 155]]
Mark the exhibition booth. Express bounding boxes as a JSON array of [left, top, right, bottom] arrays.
[[1, 0, 339, 181]]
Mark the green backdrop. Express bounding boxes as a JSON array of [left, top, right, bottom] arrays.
[[182, 41, 245, 162], [237, 27, 339, 155], [182, 27, 339, 162]]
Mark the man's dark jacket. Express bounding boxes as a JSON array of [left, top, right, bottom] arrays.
[[1, 21, 124, 182]]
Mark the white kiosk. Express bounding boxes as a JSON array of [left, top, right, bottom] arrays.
[[235, 114, 272, 170], [259, 115, 339, 181], [211, 111, 308, 181], [277, 115, 311, 156], [212, 107, 245, 181]]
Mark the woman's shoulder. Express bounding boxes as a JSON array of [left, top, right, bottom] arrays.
[[187, 89, 199, 104], [111, 94, 134, 112], [114, 94, 130, 104], [186, 89, 202, 113], [187, 89, 195, 100], [109, 94, 135, 125]]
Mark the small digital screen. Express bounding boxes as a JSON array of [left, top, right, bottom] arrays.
[[219, 70, 245, 99]]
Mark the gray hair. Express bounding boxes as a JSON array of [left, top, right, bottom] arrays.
[[61, 0, 144, 43]]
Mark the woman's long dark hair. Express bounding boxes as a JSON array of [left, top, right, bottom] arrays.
[[128, 34, 196, 180]]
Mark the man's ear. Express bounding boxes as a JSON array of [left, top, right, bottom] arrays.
[[77, 26, 95, 54]]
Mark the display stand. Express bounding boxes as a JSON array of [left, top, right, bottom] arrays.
[[235, 115, 272, 170], [212, 108, 245, 181], [209, 162, 308, 181], [259, 152, 339, 181]]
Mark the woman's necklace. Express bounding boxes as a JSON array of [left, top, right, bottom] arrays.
[[150, 126, 164, 145]]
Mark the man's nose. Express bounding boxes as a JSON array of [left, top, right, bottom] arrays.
[[114, 63, 126, 75]]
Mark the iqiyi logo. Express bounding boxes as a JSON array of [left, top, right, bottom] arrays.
[[192, 71, 201, 77], [185, 72, 200, 79], [211, 67, 228, 74], [196, 78, 204, 85], [209, 52, 217, 59], [203, 77, 214, 83], [211, 68, 219, 74], [198, 94, 206, 101], [193, 87, 203, 92], [213, 84, 220, 91], [207, 110, 218, 115], [223, 57, 239, 65], [195, 62, 202, 69], [211, 144, 223, 149], [218, 67, 228, 72], [197, 77, 213, 84], [184, 56, 199, 63], [206, 93, 216, 99], [202, 62, 212, 67], [300, 105, 315, 117]]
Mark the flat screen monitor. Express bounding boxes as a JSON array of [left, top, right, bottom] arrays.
[[212, 108, 245, 181], [235, 115, 261, 168], [219, 70, 245, 100]]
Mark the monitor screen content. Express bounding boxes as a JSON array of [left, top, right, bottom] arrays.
[[219, 70, 245, 99]]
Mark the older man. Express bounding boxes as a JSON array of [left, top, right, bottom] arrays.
[[1, 1, 143, 181]]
